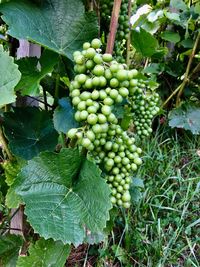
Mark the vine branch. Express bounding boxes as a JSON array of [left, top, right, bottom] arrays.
[[106, 0, 122, 54], [175, 32, 200, 106], [162, 32, 200, 108]]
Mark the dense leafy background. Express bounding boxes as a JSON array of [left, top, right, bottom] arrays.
[[0, 0, 98, 59]]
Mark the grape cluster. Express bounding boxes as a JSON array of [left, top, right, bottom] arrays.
[[128, 80, 160, 138], [67, 38, 143, 208], [92, 125, 142, 208]]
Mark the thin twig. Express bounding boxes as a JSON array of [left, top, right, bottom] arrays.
[[27, 96, 53, 108], [106, 0, 122, 54], [0, 126, 14, 161], [54, 74, 60, 105], [43, 88, 48, 111], [176, 32, 200, 106]]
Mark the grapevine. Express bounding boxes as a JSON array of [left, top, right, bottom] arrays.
[[67, 38, 145, 208]]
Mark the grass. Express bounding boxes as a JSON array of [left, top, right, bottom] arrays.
[[90, 128, 200, 267]]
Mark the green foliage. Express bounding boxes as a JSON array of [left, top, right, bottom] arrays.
[[131, 28, 160, 57], [95, 130, 200, 266], [0, 0, 98, 59], [5, 186, 21, 208], [53, 98, 79, 134], [169, 104, 200, 134], [16, 238, 70, 267], [1, 160, 22, 186], [0, 235, 23, 267], [130, 0, 200, 109], [13, 149, 112, 245], [1, 0, 199, 264], [0, 45, 21, 106], [16, 50, 59, 96], [130, 177, 144, 203], [160, 31, 181, 43], [125, 130, 200, 266], [3, 107, 58, 160]]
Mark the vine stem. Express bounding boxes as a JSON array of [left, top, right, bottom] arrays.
[[126, 0, 132, 66], [0, 125, 14, 161], [43, 88, 48, 111], [162, 32, 200, 108], [54, 74, 60, 100], [106, 0, 122, 54], [175, 32, 200, 106]]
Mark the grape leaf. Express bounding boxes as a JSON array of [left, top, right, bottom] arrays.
[[131, 28, 159, 57], [169, 104, 200, 134], [3, 107, 58, 160], [130, 187, 143, 204], [14, 148, 112, 246], [161, 31, 180, 43], [0, 235, 23, 267], [15, 50, 59, 96], [6, 187, 22, 208], [0, 0, 98, 60], [16, 238, 70, 267], [0, 45, 21, 106], [53, 98, 79, 134], [170, 0, 187, 11], [132, 177, 144, 188], [164, 12, 180, 22]]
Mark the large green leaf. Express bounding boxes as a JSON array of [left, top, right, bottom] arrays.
[[170, 0, 187, 11], [14, 149, 112, 246], [131, 28, 161, 57], [16, 238, 70, 267], [0, 0, 98, 60], [16, 50, 59, 96], [53, 98, 79, 134], [3, 107, 58, 160], [0, 45, 21, 106], [0, 235, 23, 267], [169, 104, 200, 134], [161, 31, 181, 43]]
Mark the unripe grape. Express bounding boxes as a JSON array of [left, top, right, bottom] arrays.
[[101, 105, 111, 116], [91, 38, 102, 49], [83, 42, 90, 50], [102, 53, 112, 62], [87, 114, 98, 125], [80, 110, 88, 120], [82, 138, 91, 148], [86, 47, 96, 59], [67, 128, 77, 139]]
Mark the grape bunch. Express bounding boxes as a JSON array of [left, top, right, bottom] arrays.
[[128, 80, 160, 138], [67, 38, 143, 208], [91, 124, 142, 208]]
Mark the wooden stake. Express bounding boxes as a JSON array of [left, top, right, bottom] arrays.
[[106, 0, 122, 54]]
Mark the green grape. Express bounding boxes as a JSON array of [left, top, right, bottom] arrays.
[[67, 38, 158, 209]]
